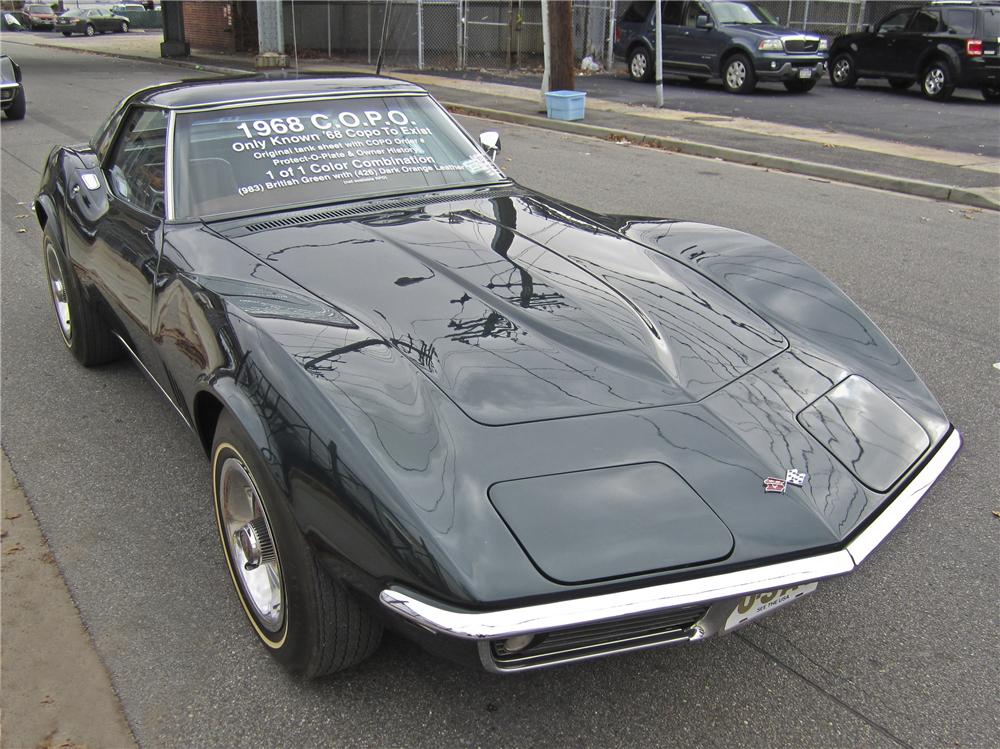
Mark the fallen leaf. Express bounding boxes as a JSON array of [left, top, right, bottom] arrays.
[[15, 213, 28, 218], [16, 228, 27, 234], [5, 512, 21, 520], [992, 510, 1000, 519], [3, 542, 25, 556]]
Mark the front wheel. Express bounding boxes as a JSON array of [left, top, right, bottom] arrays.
[[888, 77, 914, 90], [118, 21, 129, 33], [628, 47, 654, 83], [212, 412, 382, 677], [829, 53, 857, 87], [5, 86, 26, 119], [42, 231, 119, 365], [783, 78, 817, 93], [84, 23, 95, 36], [722, 53, 756, 94], [982, 86, 1000, 103], [922, 61, 954, 101]]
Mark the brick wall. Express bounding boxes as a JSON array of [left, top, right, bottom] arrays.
[[182, 1, 235, 53]]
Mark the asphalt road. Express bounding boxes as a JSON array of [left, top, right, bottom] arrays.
[[2, 43, 998, 749], [421, 64, 1000, 159]]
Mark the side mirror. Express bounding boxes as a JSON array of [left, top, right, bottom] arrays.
[[695, 14, 714, 30], [479, 131, 501, 161]]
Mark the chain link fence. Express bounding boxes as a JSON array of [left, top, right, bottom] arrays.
[[282, 1, 912, 72]]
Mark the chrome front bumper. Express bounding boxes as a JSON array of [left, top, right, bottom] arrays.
[[380, 428, 961, 672]]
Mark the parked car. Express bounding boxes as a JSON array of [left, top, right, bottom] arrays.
[[1, 11, 28, 31], [1, 55, 26, 120], [615, 0, 828, 92], [22, 3, 58, 30], [829, 0, 1000, 101], [34, 76, 960, 676], [110, 3, 148, 14], [56, 8, 129, 37]]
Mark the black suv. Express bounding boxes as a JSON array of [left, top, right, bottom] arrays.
[[614, 1, 828, 93], [829, 1, 1000, 101]]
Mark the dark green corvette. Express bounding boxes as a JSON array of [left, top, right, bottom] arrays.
[[34, 75, 960, 676]]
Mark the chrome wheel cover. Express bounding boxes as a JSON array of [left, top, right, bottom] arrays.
[[630, 53, 647, 79], [726, 60, 747, 89], [45, 244, 72, 344], [832, 58, 851, 83], [925, 67, 944, 95], [218, 457, 284, 632]]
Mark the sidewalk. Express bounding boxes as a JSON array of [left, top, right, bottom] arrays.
[[1, 453, 137, 749], [3, 29, 998, 209]]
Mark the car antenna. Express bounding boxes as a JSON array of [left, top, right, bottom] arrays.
[[290, 0, 299, 75], [375, 0, 392, 75]]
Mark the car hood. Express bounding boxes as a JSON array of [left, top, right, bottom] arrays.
[[212, 190, 787, 425], [728, 24, 820, 39]]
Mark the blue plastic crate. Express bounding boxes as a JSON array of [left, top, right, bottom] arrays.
[[545, 90, 586, 121]]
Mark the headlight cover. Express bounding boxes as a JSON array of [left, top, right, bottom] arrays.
[[759, 39, 784, 51], [818, 38, 829, 51]]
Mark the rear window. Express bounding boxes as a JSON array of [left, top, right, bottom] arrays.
[[982, 8, 1000, 37], [171, 95, 505, 219], [621, 2, 653, 23], [28, 5, 51, 13], [62, 9, 83, 17], [942, 9, 975, 35]]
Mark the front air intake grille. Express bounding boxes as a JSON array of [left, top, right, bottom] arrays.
[[489, 605, 708, 671], [784, 39, 820, 53], [227, 187, 524, 236]]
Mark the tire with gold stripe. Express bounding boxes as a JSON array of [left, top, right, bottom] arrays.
[[212, 411, 382, 677]]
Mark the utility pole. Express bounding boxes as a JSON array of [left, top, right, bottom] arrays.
[[256, 0, 287, 69], [548, 0, 575, 91], [540, 0, 550, 109], [654, 0, 663, 107]]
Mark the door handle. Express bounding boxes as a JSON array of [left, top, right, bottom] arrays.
[[70, 184, 81, 198]]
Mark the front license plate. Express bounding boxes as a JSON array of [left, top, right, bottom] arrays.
[[799, 68, 813, 79], [724, 582, 817, 631]]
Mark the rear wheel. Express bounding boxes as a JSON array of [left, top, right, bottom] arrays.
[[627, 46, 654, 82], [84, 23, 95, 36], [783, 78, 817, 93], [829, 53, 857, 87], [888, 77, 914, 90], [921, 60, 954, 101], [982, 86, 1000, 103], [5, 86, 26, 120], [722, 53, 756, 94], [42, 230, 119, 366], [212, 411, 382, 677]]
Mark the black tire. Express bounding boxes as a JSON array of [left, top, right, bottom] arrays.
[[783, 78, 817, 93], [888, 77, 914, 90], [119, 21, 129, 33], [61, 30, 72, 36], [981, 86, 1000, 103], [5, 86, 26, 120], [722, 53, 756, 94], [212, 411, 382, 677], [627, 46, 654, 83], [829, 52, 857, 88], [921, 60, 954, 101], [84, 23, 95, 36], [42, 228, 119, 366]]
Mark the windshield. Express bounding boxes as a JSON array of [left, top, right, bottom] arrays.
[[711, 2, 778, 25], [62, 9, 83, 17], [172, 94, 505, 219]]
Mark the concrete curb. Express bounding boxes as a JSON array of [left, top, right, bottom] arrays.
[[16, 38, 999, 211], [442, 102, 1000, 212]]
